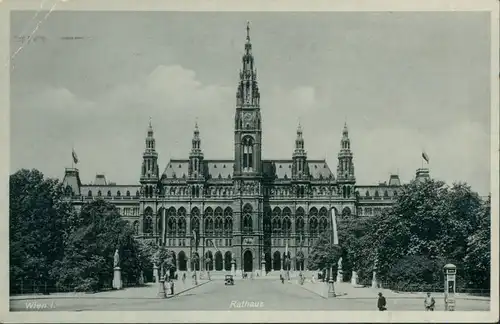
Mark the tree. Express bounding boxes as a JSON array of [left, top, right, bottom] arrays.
[[463, 196, 490, 290], [365, 179, 489, 290], [307, 232, 342, 273], [337, 217, 376, 283], [9, 169, 72, 294], [53, 199, 141, 292]]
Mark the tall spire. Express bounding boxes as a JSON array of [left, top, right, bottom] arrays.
[[146, 118, 155, 151], [147, 116, 154, 138], [337, 122, 355, 181], [237, 21, 260, 107], [189, 121, 204, 179], [191, 121, 202, 153], [246, 21, 250, 41], [295, 122, 305, 151], [293, 122, 308, 179]]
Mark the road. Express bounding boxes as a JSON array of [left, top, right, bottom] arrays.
[[10, 279, 490, 311]]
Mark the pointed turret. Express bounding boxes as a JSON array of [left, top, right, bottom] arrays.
[[292, 122, 309, 179], [337, 123, 356, 199], [236, 21, 260, 107], [234, 21, 263, 177], [140, 118, 159, 198], [189, 121, 204, 179]]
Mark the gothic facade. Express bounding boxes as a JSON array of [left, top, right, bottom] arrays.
[[63, 24, 429, 274]]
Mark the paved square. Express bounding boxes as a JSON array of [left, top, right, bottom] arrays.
[[10, 279, 490, 311]]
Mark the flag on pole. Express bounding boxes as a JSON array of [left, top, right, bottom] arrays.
[[72, 148, 79, 164], [422, 151, 429, 164]]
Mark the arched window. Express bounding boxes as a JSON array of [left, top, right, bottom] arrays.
[[223, 207, 233, 236], [214, 207, 224, 236], [88, 190, 92, 197], [126, 190, 130, 197], [242, 204, 253, 234], [374, 190, 380, 198], [143, 207, 154, 234], [272, 207, 281, 235], [136, 190, 140, 197], [319, 217, 328, 234], [177, 207, 186, 236], [191, 208, 200, 234], [384, 190, 389, 198], [107, 190, 112, 197], [97, 190, 102, 197], [365, 190, 370, 197], [309, 217, 318, 237], [282, 217, 291, 236], [296, 207, 305, 235], [204, 207, 214, 236], [242, 136, 254, 171], [167, 207, 176, 235]]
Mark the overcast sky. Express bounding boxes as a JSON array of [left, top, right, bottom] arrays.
[[10, 11, 491, 195]]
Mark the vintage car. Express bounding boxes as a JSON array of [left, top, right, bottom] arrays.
[[225, 274, 234, 285]]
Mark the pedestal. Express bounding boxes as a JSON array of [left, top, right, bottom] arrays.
[[328, 277, 336, 298], [371, 270, 378, 288], [157, 278, 166, 298], [112, 267, 123, 290], [153, 264, 159, 283], [231, 261, 236, 276], [261, 261, 266, 276], [336, 269, 343, 283], [139, 270, 145, 285], [351, 271, 358, 285]]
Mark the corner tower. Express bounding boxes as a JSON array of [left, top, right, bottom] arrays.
[[140, 118, 159, 198], [337, 123, 356, 199], [234, 22, 262, 178]]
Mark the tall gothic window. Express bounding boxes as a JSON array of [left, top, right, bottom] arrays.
[[296, 207, 305, 236], [191, 207, 200, 236], [242, 136, 254, 171], [242, 204, 253, 234], [224, 207, 233, 236], [177, 207, 186, 236], [204, 207, 214, 236]]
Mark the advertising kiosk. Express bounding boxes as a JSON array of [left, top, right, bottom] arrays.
[[443, 264, 457, 311]]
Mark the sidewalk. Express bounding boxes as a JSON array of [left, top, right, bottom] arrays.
[[10, 280, 210, 301], [295, 281, 491, 301]]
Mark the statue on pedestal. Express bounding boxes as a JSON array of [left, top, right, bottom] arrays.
[[113, 249, 120, 268]]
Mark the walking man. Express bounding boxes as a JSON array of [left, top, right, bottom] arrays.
[[377, 292, 387, 311], [424, 292, 435, 311]]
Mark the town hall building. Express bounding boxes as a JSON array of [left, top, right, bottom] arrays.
[[62, 24, 430, 275]]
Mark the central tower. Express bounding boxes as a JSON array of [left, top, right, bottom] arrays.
[[232, 22, 264, 274], [234, 22, 262, 178]]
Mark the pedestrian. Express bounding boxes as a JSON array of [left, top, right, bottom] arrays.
[[377, 292, 387, 311], [165, 280, 171, 297], [182, 273, 186, 284], [280, 274, 284, 284], [424, 292, 435, 311], [170, 279, 175, 295]]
